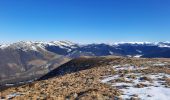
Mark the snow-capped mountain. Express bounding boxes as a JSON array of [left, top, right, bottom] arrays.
[[0, 41, 71, 84], [1, 41, 170, 58]]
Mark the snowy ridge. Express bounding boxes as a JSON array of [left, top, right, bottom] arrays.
[[1, 41, 170, 49], [0, 41, 78, 51], [158, 42, 170, 48], [9, 41, 39, 51], [113, 42, 153, 45], [112, 41, 170, 48], [49, 41, 77, 49], [1, 41, 170, 58], [0, 44, 10, 49]]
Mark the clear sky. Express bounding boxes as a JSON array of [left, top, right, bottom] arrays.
[[0, 0, 170, 43]]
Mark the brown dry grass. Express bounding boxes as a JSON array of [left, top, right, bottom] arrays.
[[1, 57, 170, 100]]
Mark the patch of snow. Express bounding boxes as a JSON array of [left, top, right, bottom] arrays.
[[112, 65, 148, 71], [121, 86, 170, 100], [133, 55, 142, 58], [109, 51, 114, 55], [18, 81, 25, 84], [0, 44, 10, 49], [43, 63, 52, 69], [112, 82, 134, 87], [5, 83, 14, 86], [158, 42, 170, 48], [127, 55, 143, 58], [101, 71, 170, 100], [153, 62, 166, 66], [31, 46, 37, 51], [158, 44, 170, 48], [101, 75, 119, 83], [7, 93, 24, 99], [127, 55, 132, 57], [27, 80, 34, 83], [67, 49, 72, 52], [136, 50, 142, 53]]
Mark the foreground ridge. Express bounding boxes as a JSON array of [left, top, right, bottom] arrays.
[[1, 57, 170, 100]]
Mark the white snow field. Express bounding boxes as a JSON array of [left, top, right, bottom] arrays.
[[101, 64, 170, 100]]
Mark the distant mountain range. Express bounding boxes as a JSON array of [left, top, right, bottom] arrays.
[[1, 41, 170, 58], [1, 41, 170, 84]]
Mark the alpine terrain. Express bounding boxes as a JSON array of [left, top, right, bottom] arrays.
[[0, 41, 170, 100]]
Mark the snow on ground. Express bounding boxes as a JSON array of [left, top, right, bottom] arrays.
[[101, 64, 170, 100], [101, 75, 119, 83], [101, 73, 170, 100], [133, 55, 143, 58], [147, 61, 168, 66], [5, 83, 14, 86], [112, 64, 148, 71], [6, 93, 24, 99], [0, 93, 24, 100], [109, 51, 114, 55], [121, 86, 170, 100], [136, 50, 142, 53], [153, 62, 166, 66]]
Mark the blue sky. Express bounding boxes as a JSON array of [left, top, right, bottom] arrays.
[[0, 0, 170, 43]]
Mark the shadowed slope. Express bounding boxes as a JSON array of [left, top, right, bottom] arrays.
[[39, 57, 123, 80]]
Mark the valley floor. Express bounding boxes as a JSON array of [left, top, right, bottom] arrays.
[[1, 57, 170, 100]]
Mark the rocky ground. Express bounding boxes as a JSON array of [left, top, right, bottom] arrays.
[[0, 57, 170, 100]]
